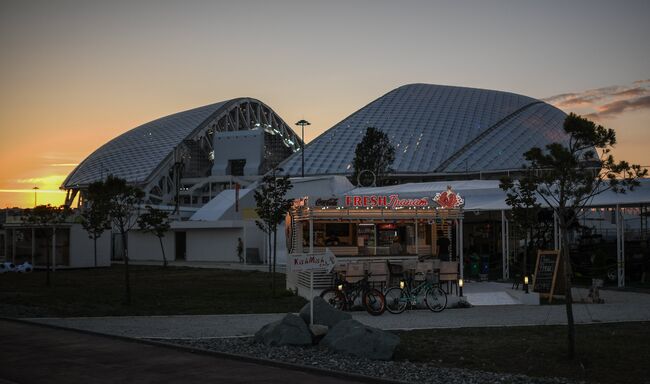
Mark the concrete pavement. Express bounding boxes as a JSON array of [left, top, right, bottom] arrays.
[[25, 286, 650, 339]]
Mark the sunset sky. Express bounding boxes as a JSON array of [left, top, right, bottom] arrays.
[[1, 0, 648, 208]]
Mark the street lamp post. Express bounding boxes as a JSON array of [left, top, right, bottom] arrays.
[[295, 119, 310, 178], [32, 186, 39, 207]]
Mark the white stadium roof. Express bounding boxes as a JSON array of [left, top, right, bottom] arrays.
[[280, 83, 570, 176]]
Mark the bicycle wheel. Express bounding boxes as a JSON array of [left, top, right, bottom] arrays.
[[384, 287, 407, 314], [320, 288, 346, 310], [425, 286, 447, 312], [362, 288, 386, 316]]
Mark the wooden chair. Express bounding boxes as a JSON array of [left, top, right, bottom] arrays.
[[345, 262, 365, 283], [414, 260, 434, 282], [439, 261, 459, 295]]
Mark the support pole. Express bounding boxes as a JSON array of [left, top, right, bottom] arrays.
[[457, 219, 465, 284], [505, 216, 509, 280], [309, 217, 314, 326], [501, 210, 507, 280], [616, 205, 625, 288], [414, 217, 419, 256], [553, 212, 560, 250]]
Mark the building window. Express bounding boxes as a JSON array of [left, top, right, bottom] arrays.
[[229, 159, 246, 176]]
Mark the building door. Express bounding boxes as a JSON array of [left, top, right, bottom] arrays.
[[175, 231, 186, 260]]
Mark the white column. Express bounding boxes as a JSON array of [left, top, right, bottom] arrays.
[[501, 210, 507, 280], [414, 217, 419, 255], [309, 218, 314, 254], [505, 216, 510, 280], [457, 219, 465, 283], [308, 217, 314, 325], [616, 205, 625, 288], [553, 212, 560, 250]]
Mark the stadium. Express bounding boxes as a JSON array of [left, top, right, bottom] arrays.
[[2, 84, 648, 296]]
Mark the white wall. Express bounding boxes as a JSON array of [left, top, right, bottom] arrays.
[[69, 224, 111, 268], [128, 230, 175, 263], [186, 228, 243, 262]]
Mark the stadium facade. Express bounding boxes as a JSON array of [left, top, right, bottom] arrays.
[[2, 84, 647, 293]]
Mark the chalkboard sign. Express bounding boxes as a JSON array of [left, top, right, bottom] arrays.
[[532, 250, 560, 302]]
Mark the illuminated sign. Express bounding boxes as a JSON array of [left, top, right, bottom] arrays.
[[433, 186, 464, 209], [344, 194, 429, 208], [314, 198, 339, 207]]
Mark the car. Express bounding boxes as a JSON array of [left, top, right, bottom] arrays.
[[15, 262, 33, 273], [0, 262, 17, 274], [571, 240, 649, 284]]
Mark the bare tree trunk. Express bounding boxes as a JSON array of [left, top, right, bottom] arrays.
[[272, 228, 277, 297], [93, 237, 97, 267], [159, 236, 167, 267], [560, 220, 575, 359]]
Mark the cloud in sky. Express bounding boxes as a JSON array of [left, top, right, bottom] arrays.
[[543, 80, 650, 119], [15, 174, 67, 190], [586, 95, 650, 119]]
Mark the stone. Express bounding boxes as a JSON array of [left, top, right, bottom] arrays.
[[254, 313, 312, 346], [321, 319, 400, 361], [309, 324, 329, 337], [299, 296, 351, 328]]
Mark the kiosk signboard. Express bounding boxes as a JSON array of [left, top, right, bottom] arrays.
[[532, 250, 561, 302]]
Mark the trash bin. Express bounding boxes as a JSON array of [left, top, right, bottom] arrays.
[[470, 253, 480, 278]]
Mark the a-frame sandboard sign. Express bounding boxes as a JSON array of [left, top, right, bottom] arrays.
[[532, 250, 562, 303]]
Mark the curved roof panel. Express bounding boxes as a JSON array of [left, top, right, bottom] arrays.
[[63, 101, 231, 188], [280, 83, 569, 176]]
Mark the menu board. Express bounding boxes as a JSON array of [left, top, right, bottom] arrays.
[[532, 250, 560, 301]]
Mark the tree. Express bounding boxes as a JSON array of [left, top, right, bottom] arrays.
[[351, 127, 395, 186], [522, 113, 646, 359], [137, 206, 171, 267], [254, 167, 293, 296], [500, 171, 542, 281], [103, 175, 144, 305], [81, 181, 112, 267], [23, 204, 69, 287]]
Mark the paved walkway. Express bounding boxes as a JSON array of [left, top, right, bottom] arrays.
[[26, 287, 650, 339], [0, 319, 366, 384]]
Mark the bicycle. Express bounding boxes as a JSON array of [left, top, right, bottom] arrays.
[[384, 275, 447, 314], [320, 272, 386, 316]]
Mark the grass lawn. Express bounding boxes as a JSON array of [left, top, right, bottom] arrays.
[[0, 265, 307, 317], [395, 322, 650, 384]]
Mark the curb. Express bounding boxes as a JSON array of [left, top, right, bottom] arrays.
[[1, 317, 405, 384]]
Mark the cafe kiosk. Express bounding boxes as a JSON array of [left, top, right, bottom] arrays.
[[285, 186, 465, 297]]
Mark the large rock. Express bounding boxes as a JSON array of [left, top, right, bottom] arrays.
[[299, 296, 351, 328], [254, 313, 312, 346], [321, 319, 400, 360]]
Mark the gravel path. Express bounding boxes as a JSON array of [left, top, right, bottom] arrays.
[[159, 337, 585, 384]]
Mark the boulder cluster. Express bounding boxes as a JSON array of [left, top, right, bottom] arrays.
[[254, 296, 400, 360]]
